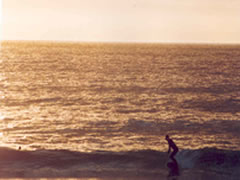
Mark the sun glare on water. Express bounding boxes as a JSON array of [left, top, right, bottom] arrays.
[[0, 112, 4, 121], [0, 113, 4, 138]]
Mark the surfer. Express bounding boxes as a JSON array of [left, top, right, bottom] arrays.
[[165, 135, 178, 162]]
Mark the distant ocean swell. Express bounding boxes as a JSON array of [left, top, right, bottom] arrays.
[[1, 42, 240, 179], [0, 147, 239, 178]]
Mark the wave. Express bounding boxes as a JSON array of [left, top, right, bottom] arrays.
[[122, 119, 240, 137], [177, 148, 240, 169], [0, 147, 239, 178]]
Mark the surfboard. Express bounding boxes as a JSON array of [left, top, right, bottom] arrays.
[[167, 159, 180, 177]]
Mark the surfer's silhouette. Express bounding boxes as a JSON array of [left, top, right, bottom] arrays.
[[165, 135, 178, 162], [165, 135, 179, 177]]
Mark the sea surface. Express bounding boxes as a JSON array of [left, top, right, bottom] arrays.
[[0, 41, 240, 179]]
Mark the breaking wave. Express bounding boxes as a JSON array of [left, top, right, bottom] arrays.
[[0, 147, 239, 178]]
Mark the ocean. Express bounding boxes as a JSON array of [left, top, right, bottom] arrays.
[[0, 41, 240, 179]]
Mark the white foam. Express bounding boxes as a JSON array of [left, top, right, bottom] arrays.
[[176, 149, 201, 169]]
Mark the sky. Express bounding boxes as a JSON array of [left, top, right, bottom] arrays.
[[1, 0, 240, 43]]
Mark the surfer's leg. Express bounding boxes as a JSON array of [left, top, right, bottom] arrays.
[[170, 149, 178, 162]]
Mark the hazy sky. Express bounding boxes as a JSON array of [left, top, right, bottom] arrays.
[[1, 0, 240, 43]]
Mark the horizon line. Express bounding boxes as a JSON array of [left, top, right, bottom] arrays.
[[1, 39, 240, 45]]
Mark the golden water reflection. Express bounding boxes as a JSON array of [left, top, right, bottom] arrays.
[[0, 41, 240, 153], [173, 133, 238, 150]]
